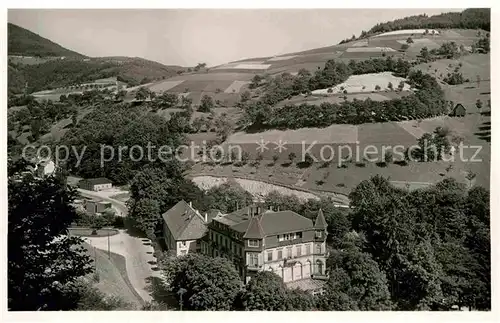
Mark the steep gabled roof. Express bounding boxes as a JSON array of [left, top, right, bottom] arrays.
[[314, 209, 327, 229], [243, 216, 265, 239], [229, 210, 314, 236], [162, 200, 207, 241]]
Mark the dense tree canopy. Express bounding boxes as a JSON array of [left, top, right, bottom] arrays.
[[201, 182, 254, 213], [367, 9, 490, 36], [8, 160, 92, 310], [349, 175, 490, 310], [253, 56, 412, 108], [240, 271, 290, 311], [128, 162, 203, 235], [160, 254, 242, 310], [320, 239, 393, 310], [244, 68, 446, 130], [61, 103, 185, 184]]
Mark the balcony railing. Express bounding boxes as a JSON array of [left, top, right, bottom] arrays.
[[247, 263, 261, 270]]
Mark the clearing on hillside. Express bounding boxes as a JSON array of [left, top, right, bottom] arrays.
[[267, 55, 298, 61], [228, 124, 358, 145], [345, 47, 396, 52], [373, 29, 440, 37], [224, 80, 250, 93], [148, 80, 185, 92], [311, 72, 411, 95], [412, 53, 490, 81]]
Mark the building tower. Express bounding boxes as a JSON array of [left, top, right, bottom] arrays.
[[312, 208, 328, 277]]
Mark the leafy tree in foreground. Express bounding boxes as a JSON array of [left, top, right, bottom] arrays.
[[349, 175, 444, 310], [322, 239, 393, 311], [286, 288, 317, 311], [240, 271, 289, 310], [8, 161, 92, 310], [129, 198, 161, 237], [464, 186, 491, 310], [239, 271, 316, 311], [317, 269, 358, 310], [160, 253, 242, 310]]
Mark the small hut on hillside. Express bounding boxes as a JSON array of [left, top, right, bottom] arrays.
[[450, 103, 466, 117]]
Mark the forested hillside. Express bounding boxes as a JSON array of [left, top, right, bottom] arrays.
[[8, 57, 185, 94], [8, 23, 85, 57], [368, 8, 490, 35], [7, 23, 186, 94]]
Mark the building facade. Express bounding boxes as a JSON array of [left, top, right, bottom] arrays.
[[83, 199, 112, 215], [200, 205, 328, 294], [162, 200, 209, 256], [78, 178, 113, 191]]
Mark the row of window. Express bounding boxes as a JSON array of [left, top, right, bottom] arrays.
[[212, 222, 243, 240], [277, 232, 303, 242], [210, 230, 244, 256], [248, 239, 259, 247], [267, 243, 322, 261]]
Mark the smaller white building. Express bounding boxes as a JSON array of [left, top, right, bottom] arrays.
[[78, 178, 113, 191], [162, 200, 209, 256]]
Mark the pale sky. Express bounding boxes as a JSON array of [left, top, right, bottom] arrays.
[[8, 9, 462, 67]]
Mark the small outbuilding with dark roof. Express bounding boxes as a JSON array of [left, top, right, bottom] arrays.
[[78, 178, 113, 191], [450, 103, 466, 117]]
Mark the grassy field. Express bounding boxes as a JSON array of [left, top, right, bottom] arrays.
[[443, 81, 490, 109], [197, 106, 490, 196], [228, 123, 358, 144], [82, 242, 144, 309], [202, 80, 234, 93], [148, 80, 185, 92], [373, 29, 441, 37], [224, 80, 250, 93], [412, 53, 490, 82], [167, 80, 213, 92]]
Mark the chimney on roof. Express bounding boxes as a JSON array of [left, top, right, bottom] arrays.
[[204, 212, 208, 222], [189, 201, 192, 208]]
